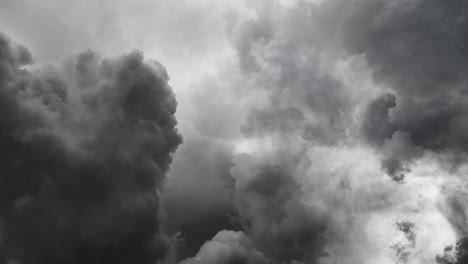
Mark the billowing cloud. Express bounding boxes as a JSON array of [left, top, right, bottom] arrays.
[[194, 0, 468, 263], [345, 0, 468, 171], [3, 1, 468, 264], [0, 33, 181, 264]]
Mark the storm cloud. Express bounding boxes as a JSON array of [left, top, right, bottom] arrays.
[[3, 0, 468, 264], [0, 33, 181, 264], [200, 0, 468, 263], [346, 0, 468, 169]]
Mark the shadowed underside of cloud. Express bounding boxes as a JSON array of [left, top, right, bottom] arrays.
[[0, 33, 181, 264]]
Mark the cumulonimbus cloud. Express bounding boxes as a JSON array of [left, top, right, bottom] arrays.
[[2, 0, 468, 264], [0, 33, 181, 264]]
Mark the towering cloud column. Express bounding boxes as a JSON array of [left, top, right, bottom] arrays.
[[0, 33, 181, 264]]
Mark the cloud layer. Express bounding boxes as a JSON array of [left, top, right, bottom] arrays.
[[2, 0, 468, 264], [183, 0, 468, 263]]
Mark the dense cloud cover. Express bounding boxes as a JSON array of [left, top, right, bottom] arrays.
[[0, 33, 181, 264], [2, 0, 468, 264], [191, 0, 468, 263], [348, 0, 468, 175]]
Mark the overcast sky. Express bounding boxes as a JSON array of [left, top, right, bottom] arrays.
[[1, 1, 468, 264]]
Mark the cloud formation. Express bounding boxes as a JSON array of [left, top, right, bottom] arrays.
[[3, 0, 468, 264], [197, 0, 468, 263], [346, 0, 468, 171], [0, 33, 181, 264]]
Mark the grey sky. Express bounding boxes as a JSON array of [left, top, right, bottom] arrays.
[[2, 1, 468, 264]]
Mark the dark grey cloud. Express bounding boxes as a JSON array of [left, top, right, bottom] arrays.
[[343, 0, 468, 97], [436, 238, 468, 264], [361, 92, 396, 146], [348, 0, 468, 153], [379, 132, 423, 182], [0, 33, 181, 264], [232, 157, 327, 264], [2, 0, 468, 264]]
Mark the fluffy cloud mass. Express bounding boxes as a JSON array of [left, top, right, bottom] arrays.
[[0, 33, 181, 264], [189, 0, 468, 263], [2, 0, 468, 264]]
